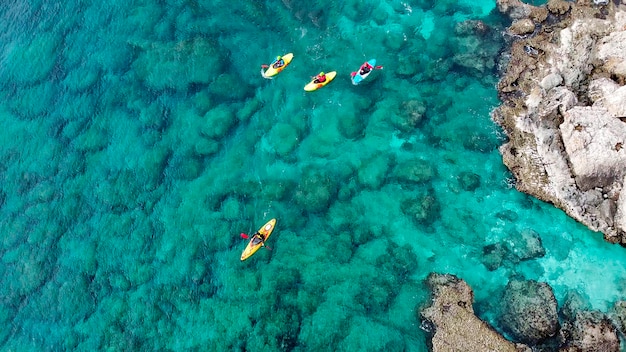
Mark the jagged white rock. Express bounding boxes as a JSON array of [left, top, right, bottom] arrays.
[[494, 1, 626, 242], [560, 106, 626, 191]]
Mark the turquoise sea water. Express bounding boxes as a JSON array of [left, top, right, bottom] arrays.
[[1, 0, 625, 350]]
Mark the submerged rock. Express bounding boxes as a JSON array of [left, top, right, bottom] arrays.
[[400, 188, 440, 227], [391, 158, 435, 184], [132, 37, 222, 91], [560, 290, 592, 322], [494, 0, 626, 243], [504, 228, 545, 261], [610, 300, 626, 335], [458, 171, 481, 191], [391, 100, 427, 132], [421, 273, 530, 352], [293, 169, 338, 214], [499, 279, 559, 344], [481, 242, 508, 271], [497, 0, 533, 20], [481, 228, 545, 270], [451, 19, 504, 76], [455, 20, 491, 37]]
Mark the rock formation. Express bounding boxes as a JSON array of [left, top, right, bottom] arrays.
[[559, 311, 620, 351], [421, 274, 622, 351], [481, 229, 546, 271], [499, 279, 559, 344], [420, 273, 530, 352], [493, 0, 626, 243]]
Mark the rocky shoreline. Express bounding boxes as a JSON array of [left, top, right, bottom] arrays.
[[493, 0, 626, 244], [420, 1, 626, 350], [420, 274, 531, 351], [420, 273, 623, 351]]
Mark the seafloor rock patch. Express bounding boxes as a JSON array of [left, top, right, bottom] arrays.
[[294, 169, 338, 214], [392, 99, 426, 132], [357, 154, 392, 190], [481, 228, 545, 270], [457, 171, 481, 191], [132, 37, 222, 91], [451, 19, 504, 76], [400, 188, 440, 227], [391, 158, 435, 184]]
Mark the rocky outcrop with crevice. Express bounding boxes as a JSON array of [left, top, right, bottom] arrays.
[[493, 0, 626, 243], [421, 274, 622, 351], [420, 273, 530, 352]]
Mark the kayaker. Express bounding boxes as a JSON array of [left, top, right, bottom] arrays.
[[241, 231, 266, 245], [359, 62, 373, 75], [251, 232, 266, 245], [314, 72, 327, 83], [272, 56, 284, 69]]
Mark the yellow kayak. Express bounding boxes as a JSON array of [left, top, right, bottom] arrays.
[[240, 219, 277, 261], [262, 53, 294, 78], [304, 71, 336, 91]]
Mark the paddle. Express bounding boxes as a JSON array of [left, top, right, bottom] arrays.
[[261, 64, 269, 69]]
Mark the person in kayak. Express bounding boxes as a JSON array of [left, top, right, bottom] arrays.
[[351, 62, 383, 78], [272, 55, 285, 69], [241, 231, 266, 245], [251, 232, 266, 245], [359, 62, 373, 75], [313, 72, 327, 83]]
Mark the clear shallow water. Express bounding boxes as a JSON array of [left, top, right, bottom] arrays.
[[1, 0, 625, 350]]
